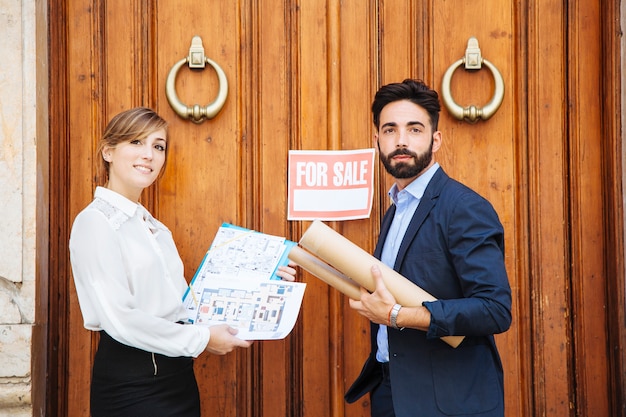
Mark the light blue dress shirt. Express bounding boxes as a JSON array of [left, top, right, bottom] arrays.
[[376, 163, 440, 363]]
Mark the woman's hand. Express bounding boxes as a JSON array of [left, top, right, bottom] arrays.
[[275, 261, 298, 282], [205, 324, 252, 355]]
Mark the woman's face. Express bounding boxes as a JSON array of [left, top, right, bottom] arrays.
[[103, 129, 167, 201]]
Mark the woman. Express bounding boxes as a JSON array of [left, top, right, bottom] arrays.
[[69, 107, 296, 416]]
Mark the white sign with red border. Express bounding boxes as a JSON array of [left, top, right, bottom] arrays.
[[288, 149, 375, 221]]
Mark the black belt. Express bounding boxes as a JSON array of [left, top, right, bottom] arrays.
[[379, 361, 390, 379]]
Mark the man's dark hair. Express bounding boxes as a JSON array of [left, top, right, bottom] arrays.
[[372, 79, 441, 131]]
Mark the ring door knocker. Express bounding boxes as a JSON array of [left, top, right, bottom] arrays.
[[165, 36, 228, 123], [441, 37, 504, 123]]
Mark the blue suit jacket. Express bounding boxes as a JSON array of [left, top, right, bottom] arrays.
[[345, 168, 512, 417]]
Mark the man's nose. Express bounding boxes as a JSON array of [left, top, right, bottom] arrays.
[[396, 131, 408, 147]]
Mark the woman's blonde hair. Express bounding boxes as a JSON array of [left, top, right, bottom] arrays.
[[97, 107, 169, 184]]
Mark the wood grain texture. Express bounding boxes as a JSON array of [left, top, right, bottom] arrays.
[[526, 1, 572, 415], [568, 1, 611, 416]]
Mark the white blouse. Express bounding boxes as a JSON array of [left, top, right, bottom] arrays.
[[69, 187, 210, 357]]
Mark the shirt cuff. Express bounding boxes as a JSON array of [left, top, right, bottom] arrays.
[[188, 325, 211, 357]]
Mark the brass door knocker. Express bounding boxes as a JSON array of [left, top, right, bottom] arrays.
[[165, 36, 228, 123], [441, 37, 504, 123]]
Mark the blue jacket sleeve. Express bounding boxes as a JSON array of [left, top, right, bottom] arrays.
[[422, 192, 512, 338]]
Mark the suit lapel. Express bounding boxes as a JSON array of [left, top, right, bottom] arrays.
[[393, 168, 449, 270], [374, 205, 395, 259]]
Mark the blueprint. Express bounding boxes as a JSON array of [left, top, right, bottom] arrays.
[[183, 223, 306, 340]]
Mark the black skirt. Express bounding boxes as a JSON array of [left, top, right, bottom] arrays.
[[90, 331, 201, 417]]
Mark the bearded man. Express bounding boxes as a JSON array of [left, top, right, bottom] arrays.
[[345, 79, 512, 417]]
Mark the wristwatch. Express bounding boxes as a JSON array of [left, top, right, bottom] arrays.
[[390, 303, 403, 330]]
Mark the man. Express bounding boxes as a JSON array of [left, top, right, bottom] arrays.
[[345, 79, 512, 417]]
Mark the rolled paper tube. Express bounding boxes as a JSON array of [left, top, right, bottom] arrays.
[[299, 220, 464, 348], [288, 246, 362, 300]]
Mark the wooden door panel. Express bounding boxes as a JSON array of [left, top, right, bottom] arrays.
[[525, 1, 572, 415], [430, 3, 524, 416], [50, 1, 623, 416], [567, 1, 610, 416]]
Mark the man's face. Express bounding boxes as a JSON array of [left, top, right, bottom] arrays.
[[375, 100, 441, 189]]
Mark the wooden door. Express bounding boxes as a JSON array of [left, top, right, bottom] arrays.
[[47, 1, 625, 416]]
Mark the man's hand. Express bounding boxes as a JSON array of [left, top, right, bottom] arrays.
[[206, 324, 252, 355], [349, 265, 396, 325], [348, 265, 432, 331]]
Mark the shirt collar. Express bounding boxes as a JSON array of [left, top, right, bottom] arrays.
[[388, 162, 440, 204], [94, 186, 140, 218]]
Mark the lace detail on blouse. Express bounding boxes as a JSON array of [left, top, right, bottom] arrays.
[[91, 197, 131, 231]]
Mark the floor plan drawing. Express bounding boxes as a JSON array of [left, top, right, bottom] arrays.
[[183, 224, 306, 340]]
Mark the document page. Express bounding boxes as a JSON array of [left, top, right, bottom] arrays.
[[183, 223, 306, 340]]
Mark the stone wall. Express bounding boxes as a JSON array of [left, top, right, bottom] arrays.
[[0, 1, 47, 416]]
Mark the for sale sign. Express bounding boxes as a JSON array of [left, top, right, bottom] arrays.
[[287, 149, 375, 221]]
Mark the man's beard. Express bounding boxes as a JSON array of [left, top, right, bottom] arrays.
[[380, 139, 433, 179]]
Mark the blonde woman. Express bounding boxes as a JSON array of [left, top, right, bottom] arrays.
[[70, 107, 296, 416]]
